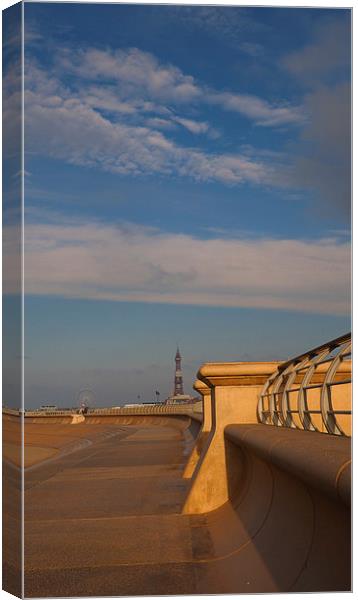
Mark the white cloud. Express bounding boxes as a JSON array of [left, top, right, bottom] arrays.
[[172, 116, 210, 134], [59, 47, 201, 103], [54, 46, 304, 127], [209, 91, 305, 127], [21, 45, 306, 188], [19, 216, 350, 315], [24, 62, 280, 186], [24, 36, 352, 200], [3, 63, 22, 159], [84, 86, 138, 115], [146, 117, 177, 130], [146, 115, 214, 137]]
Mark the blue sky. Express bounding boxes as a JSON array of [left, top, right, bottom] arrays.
[[11, 3, 351, 407]]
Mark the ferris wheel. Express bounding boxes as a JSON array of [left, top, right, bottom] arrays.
[[77, 388, 96, 413]]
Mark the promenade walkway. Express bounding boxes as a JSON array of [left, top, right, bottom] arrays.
[[3, 334, 351, 596], [24, 417, 206, 597], [21, 410, 350, 596]]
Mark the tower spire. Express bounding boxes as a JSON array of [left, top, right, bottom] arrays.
[[174, 346, 184, 396]]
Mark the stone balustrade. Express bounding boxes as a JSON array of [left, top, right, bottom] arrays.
[[182, 335, 351, 516], [182, 361, 280, 514], [183, 379, 211, 478]]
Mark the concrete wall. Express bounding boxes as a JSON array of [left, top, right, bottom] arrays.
[[182, 358, 351, 514], [183, 362, 280, 513], [179, 359, 351, 592]]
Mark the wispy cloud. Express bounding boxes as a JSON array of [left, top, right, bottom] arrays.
[[171, 116, 211, 135], [22, 20, 349, 211], [60, 46, 201, 103], [146, 115, 216, 137], [19, 214, 350, 315], [167, 6, 268, 50], [24, 61, 282, 186], [145, 117, 176, 131], [55, 46, 304, 127], [239, 41, 265, 57], [3, 56, 21, 159], [208, 91, 305, 127]]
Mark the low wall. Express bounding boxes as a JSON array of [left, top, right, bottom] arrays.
[[179, 355, 351, 592], [183, 354, 352, 514], [225, 423, 350, 507], [3, 404, 203, 426], [193, 425, 350, 593]]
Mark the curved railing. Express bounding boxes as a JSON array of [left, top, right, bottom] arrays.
[[258, 333, 351, 435]]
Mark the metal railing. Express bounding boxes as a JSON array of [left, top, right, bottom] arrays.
[[258, 333, 352, 436]]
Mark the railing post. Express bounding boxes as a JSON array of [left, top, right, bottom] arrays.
[[183, 380, 211, 478], [182, 361, 280, 514]]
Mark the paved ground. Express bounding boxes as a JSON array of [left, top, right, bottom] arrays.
[[24, 419, 212, 597], [4, 414, 350, 596]]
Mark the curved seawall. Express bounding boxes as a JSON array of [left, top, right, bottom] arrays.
[[3, 408, 350, 596], [190, 424, 350, 593]]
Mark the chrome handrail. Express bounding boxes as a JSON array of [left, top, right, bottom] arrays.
[[258, 333, 351, 435]]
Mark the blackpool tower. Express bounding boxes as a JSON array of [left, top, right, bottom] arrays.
[[174, 346, 184, 396], [166, 346, 193, 404]]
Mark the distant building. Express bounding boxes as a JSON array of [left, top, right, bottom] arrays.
[[165, 347, 195, 404]]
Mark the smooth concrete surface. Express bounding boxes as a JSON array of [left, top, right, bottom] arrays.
[[183, 362, 280, 513], [193, 436, 350, 594], [225, 424, 351, 507], [23, 415, 201, 597], [183, 380, 211, 479], [3, 414, 22, 597], [3, 407, 351, 597]]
